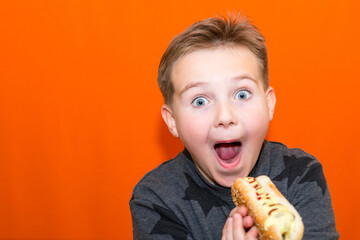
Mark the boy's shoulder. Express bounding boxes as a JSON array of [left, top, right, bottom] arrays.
[[131, 150, 198, 201], [260, 140, 320, 169], [265, 140, 317, 158], [256, 140, 327, 198], [254, 141, 323, 185], [135, 150, 191, 185]]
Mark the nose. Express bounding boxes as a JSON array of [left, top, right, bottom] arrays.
[[214, 101, 238, 128]]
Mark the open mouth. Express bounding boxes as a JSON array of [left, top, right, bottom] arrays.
[[214, 141, 241, 163]]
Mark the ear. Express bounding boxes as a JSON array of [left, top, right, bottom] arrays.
[[265, 87, 276, 121], [161, 104, 179, 138]]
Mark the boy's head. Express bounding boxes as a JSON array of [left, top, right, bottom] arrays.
[[158, 13, 269, 106], [159, 13, 276, 187]]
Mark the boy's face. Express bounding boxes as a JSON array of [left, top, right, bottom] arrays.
[[161, 46, 276, 187]]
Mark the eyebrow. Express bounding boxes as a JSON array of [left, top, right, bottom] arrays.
[[232, 73, 256, 82], [179, 73, 257, 96], [179, 81, 207, 96]]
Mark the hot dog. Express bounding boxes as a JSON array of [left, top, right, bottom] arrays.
[[231, 175, 304, 240]]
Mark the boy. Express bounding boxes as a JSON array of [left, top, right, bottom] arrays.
[[130, 13, 339, 239]]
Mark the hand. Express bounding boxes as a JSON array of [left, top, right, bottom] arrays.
[[221, 206, 258, 240]]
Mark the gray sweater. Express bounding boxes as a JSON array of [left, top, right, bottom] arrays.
[[130, 141, 339, 239]]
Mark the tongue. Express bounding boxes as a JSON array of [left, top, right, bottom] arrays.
[[215, 143, 240, 161]]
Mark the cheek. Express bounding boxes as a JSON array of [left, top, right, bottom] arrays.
[[176, 113, 210, 144], [243, 109, 270, 138]]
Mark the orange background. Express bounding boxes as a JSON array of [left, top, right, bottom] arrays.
[[0, 1, 358, 239]]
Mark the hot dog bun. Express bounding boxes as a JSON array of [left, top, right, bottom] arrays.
[[231, 175, 304, 240]]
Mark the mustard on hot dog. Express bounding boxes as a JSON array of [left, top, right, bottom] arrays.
[[244, 177, 295, 239], [231, 176, 304, 240]]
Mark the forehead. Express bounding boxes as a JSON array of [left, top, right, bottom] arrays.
[[171, 46, 263, 92]]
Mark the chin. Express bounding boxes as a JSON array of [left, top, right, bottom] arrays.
[[214, 176, 237, 188]]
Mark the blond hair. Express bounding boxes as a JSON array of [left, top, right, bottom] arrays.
[[157, 13, 269, 105]]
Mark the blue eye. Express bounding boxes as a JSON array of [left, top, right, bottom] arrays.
[[192, 97, 209, 107], [235, 90, 251, 100]]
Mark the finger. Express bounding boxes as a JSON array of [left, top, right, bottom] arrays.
[[222, 217, 228, 237], [243, 215, 254, 229], [233, 213, 245, 239], [221, 228, 227, 240], [225, 217, 234, 240], [245, 226, 258, 240], [229, 206, 242, 218], [239, 206, 248, 217]]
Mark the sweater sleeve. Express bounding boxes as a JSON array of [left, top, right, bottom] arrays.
[[129, 184, 191, 240], [289, 162, 339, 240]]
